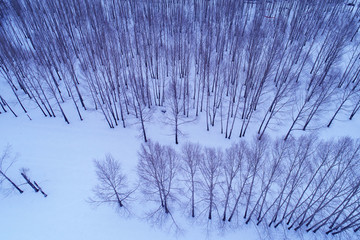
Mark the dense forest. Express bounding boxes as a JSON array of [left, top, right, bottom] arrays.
[[0, 0, 359, 143]]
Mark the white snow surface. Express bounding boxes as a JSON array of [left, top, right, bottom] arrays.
[[0, 98, 359, 240]]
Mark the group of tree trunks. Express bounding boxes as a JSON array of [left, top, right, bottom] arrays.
[[94, 137, 360, 236], [0, 145, 47, 196], [1, 0, 360, 143]]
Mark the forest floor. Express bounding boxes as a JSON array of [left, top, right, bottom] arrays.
[[0, 98, 359, 240]]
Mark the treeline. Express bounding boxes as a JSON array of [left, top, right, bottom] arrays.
[[0, 0, 360, 142], [93, 136, 360, 236]]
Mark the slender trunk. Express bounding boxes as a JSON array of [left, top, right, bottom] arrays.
[[0, 170, 23, 193], [21, 173, 38, 192]]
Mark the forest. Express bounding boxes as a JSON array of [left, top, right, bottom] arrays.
[[0, 0, 359, 143], [89, 136, 360, 236], [1, 0, 360, 238], [131, 137, 360, 235]]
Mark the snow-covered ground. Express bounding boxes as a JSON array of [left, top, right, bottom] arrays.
[[1, 1, 360, 239], [0, 97, 359, 240]]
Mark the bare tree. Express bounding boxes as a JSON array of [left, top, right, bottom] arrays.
[[129, 75, 153, 143], [137, 141, 179, 215], [180, 142, 202, 218], [248, 137, 285, 225], [0, 145, 23, 194], [199, 147, 223, 220], [20, 168, 39, 192], [221, 141, 246, 222], [268, 135, 315, 227], [90, 155, 134, 209], [167, 75, 184, 144], [227, 141, 251, 223], [243, 136, 269, 220]]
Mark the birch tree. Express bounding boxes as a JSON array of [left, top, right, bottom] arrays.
[[91, 155, 134, 209]]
